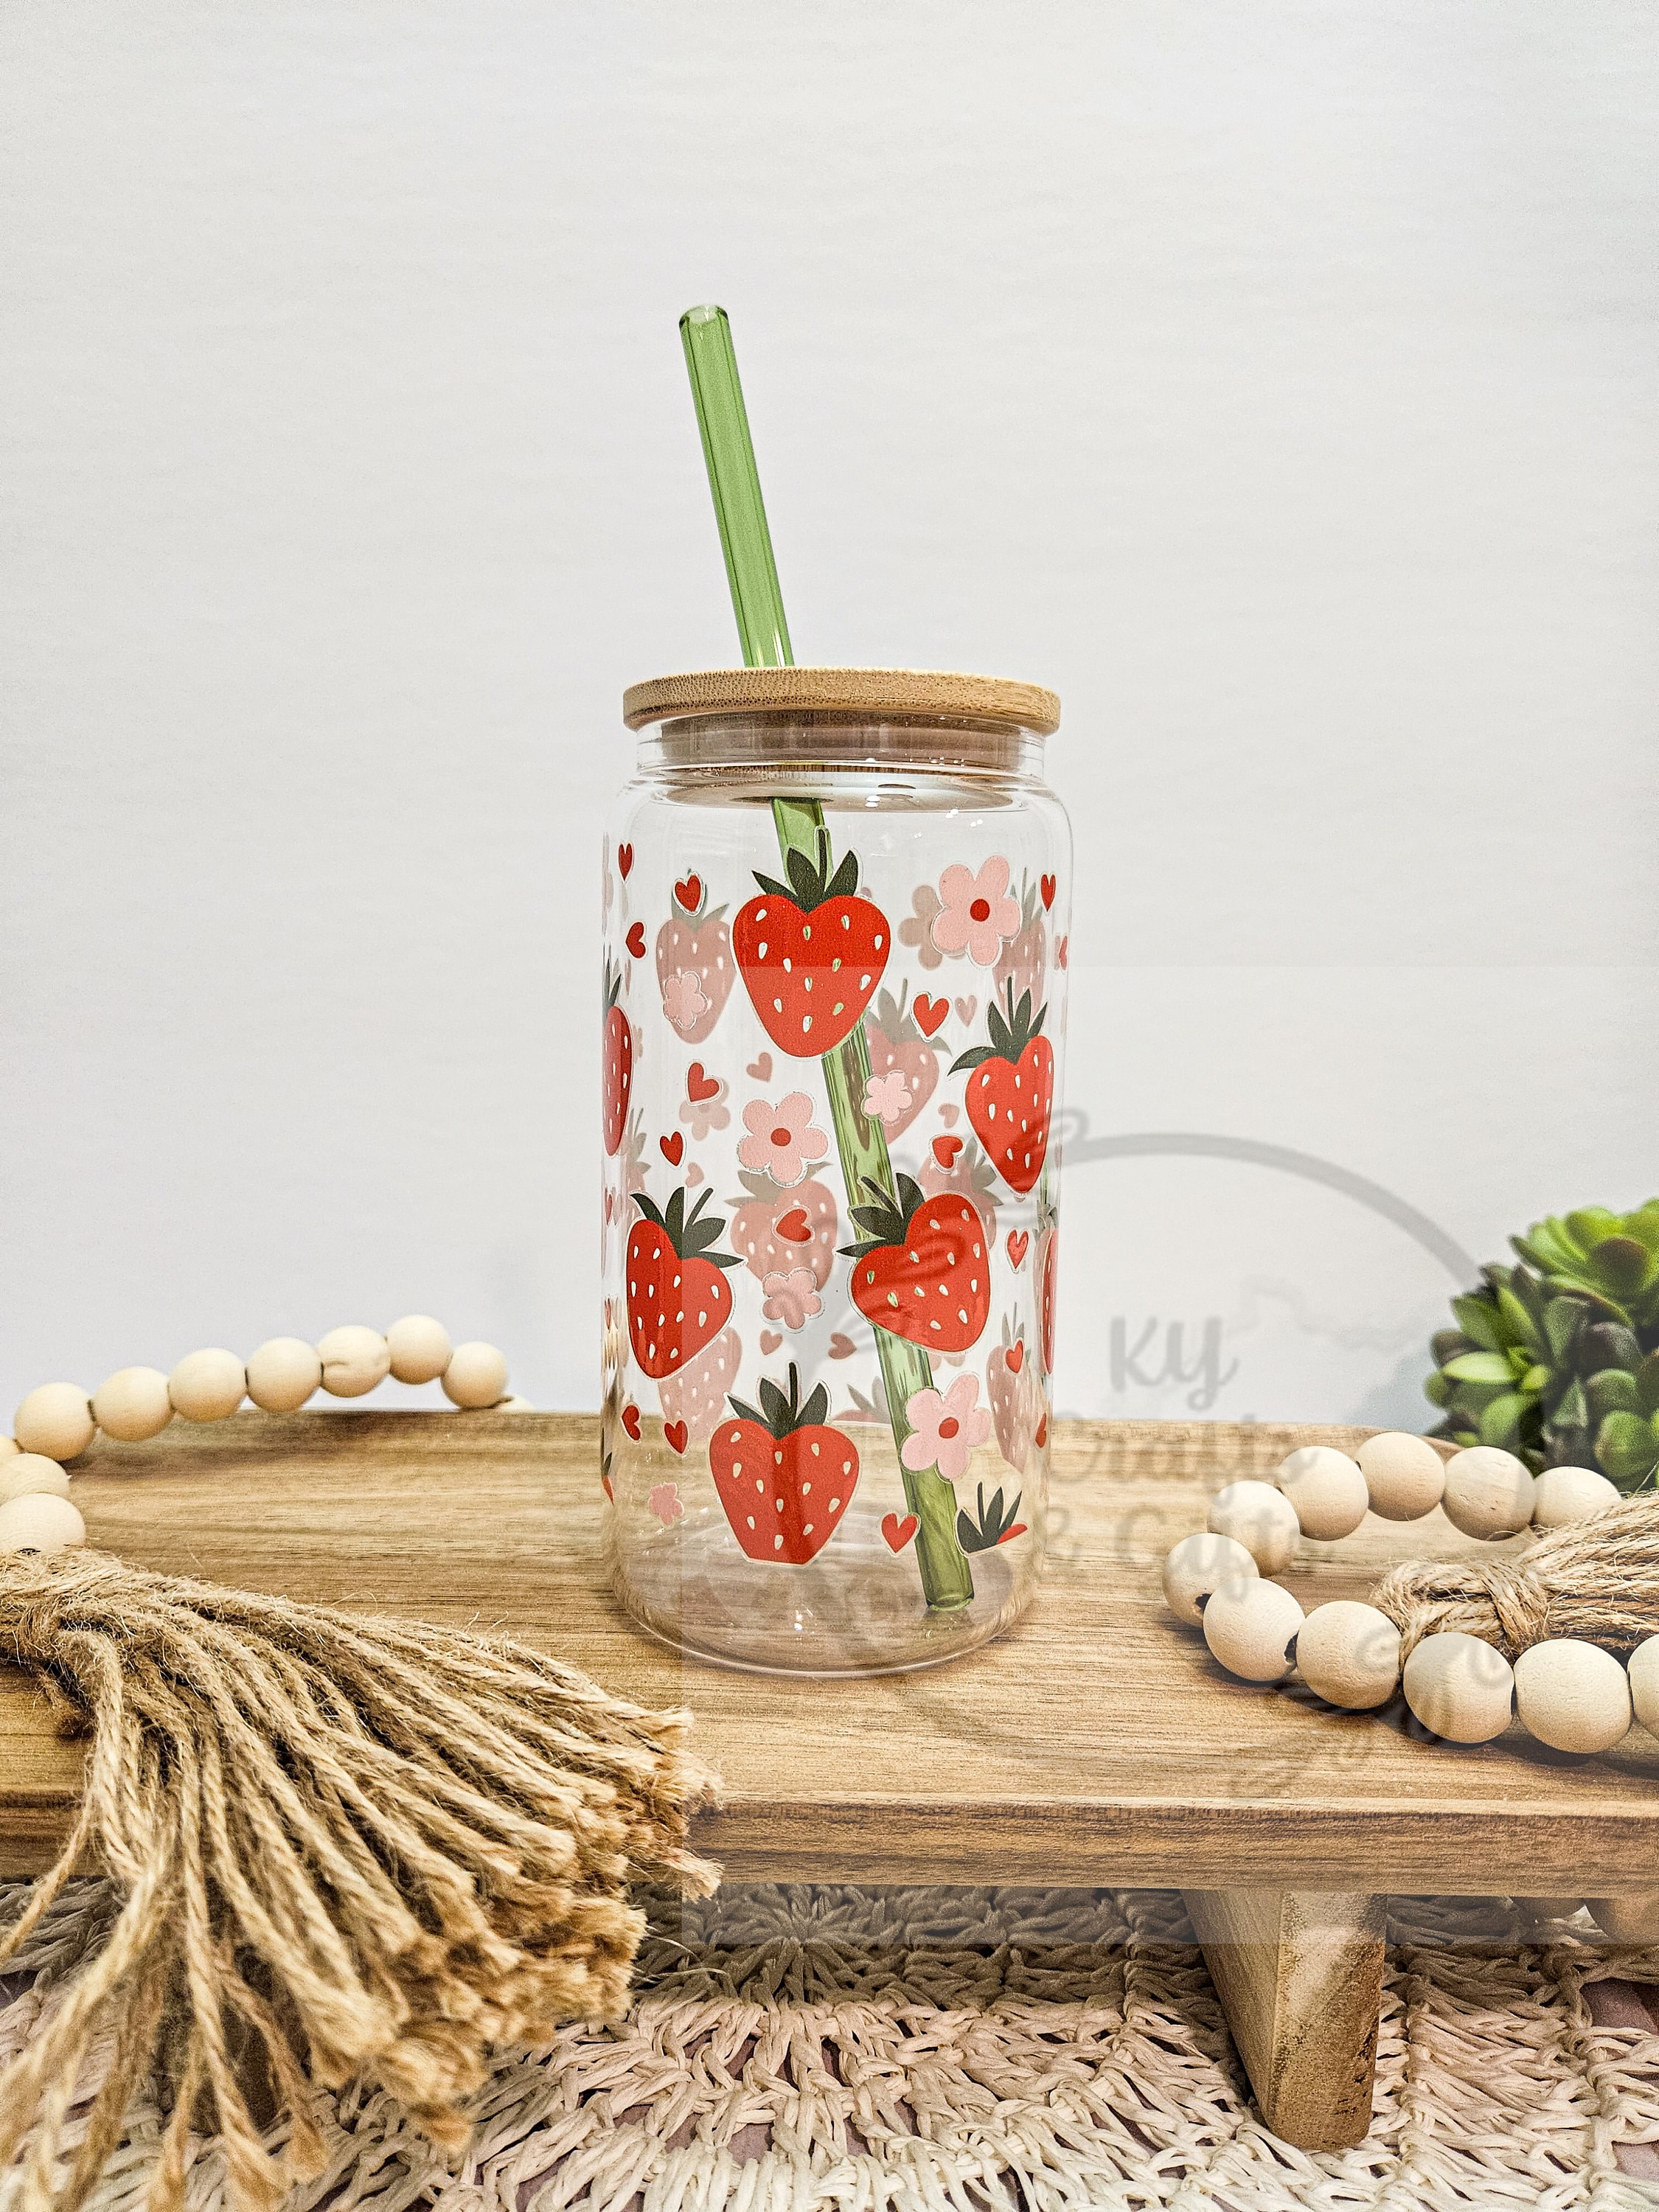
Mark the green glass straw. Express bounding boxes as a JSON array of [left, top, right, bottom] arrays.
[[678, 305, 973, 1613]]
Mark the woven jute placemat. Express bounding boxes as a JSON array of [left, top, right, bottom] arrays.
[[7, 1881, 1659, 2210]]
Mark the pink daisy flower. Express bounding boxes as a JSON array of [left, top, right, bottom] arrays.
[[737, 1090, 830, 1187], [901, 1374, 992, 1484], [931, 857, 1020, 968], [761, 1267, 822, 1331], [861, 1068, 913, 1125]]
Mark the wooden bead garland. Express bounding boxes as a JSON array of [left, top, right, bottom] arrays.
[[1160, 1432, 1659, 1759], [0, 1316, 527, 1557]]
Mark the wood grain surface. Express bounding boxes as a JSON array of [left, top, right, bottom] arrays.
[[2, 1412, 1656, 1891]]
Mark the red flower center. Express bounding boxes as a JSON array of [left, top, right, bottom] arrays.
[[770, 1125, 792, 1147], [938, 1416, 960, 1440], [969, 897, 991, 922]]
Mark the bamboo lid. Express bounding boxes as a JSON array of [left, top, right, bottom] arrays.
[[622, 666, 1060, 736]]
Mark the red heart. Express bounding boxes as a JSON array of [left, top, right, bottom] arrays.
[[1035, 1414, 1048, 1447], [686, 1061, 719, 1102], [1040, 873, 1056, 910], [621, 1402, 641, 1441], [775, 1206, 812, 1243], [882, 1512, 919, 1553], [625, 921, 646, 959], [913, 993, 948, 1037], [674, 874, 702, 912], [664, 1419, 689, 1455], [660, 1132, 684, 1165], [1006, 1340, 1024, 1374], [618, 843, 633, 879], [1006, 1230, 1029, 1267], [931, 1134, 963, 1169]]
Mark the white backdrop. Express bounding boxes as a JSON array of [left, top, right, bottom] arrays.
[[1, 2, 1654, 1427]]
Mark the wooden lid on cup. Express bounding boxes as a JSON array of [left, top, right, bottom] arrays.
[[622, 666, 1060, 736]]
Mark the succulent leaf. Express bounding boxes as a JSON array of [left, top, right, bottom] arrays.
[[1596, 1411, 1659, 1488]]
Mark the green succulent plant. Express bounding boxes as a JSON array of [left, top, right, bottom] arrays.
[[1426, 1203, 1659, 1491]]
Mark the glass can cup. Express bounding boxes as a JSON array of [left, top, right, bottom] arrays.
[[601, 668, 1070, 1675]]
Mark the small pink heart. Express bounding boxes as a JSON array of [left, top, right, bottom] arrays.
[[955, 995, 977, 1026], [828, 1333, 855, 1359], [937, 1102, 960, 1128], [759, 1329, 783, 1354], [747, 1050, 773, 1080], [685, 1161, 704, 1187], [882, 1512, 919, 1554]]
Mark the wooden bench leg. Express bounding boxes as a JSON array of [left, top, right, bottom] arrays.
[[1183, 1888, 1384, 2151]]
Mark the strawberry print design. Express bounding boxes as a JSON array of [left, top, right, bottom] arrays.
[[987, 1318, 1044, 1475], [709, 1363, 859, 1565], [950, 981, 1054, 1197], [655, 883, 734, 1043], [627, 1185, 742, 1380], [841, 1173, 990, 1353], [733, 828, 889, 1057], [656, 1323, 742, 1445], [992, 877, 1047, 1011], [602, 955, 632, 1158], [861, 984, 939, 1138], [730, 1167, 839, 1288], [919, 1135, 1001, 1248], [1039, 1217, 1058, 1377]]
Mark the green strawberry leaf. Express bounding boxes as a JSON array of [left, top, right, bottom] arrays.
[[824, 849, 860, 901]]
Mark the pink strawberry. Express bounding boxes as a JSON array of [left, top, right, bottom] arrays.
[[842, 1174, 990, 1353], [728, 1167, 838, 1288], [709, 1363, 859, 1565], [987, 1317, 1043, 1473], [861, 984, 939, 1138], [626, 1185, 742, 1380], [657, 1324, 742, 1444], [733, 828, 889, 1057], [951, 981, 1054, 1196], [602, 956, 632, 1157], [655, 883, 735, 1043], [992, 878, 1047, 1010], [919, 1136, 1001, 1248]]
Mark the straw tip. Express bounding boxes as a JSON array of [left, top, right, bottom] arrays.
[[679, 303, 728, 330]]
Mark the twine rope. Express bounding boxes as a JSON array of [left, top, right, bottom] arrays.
[[0, 1547, 718, 2212], [1373, 1495, 1659, 1660]]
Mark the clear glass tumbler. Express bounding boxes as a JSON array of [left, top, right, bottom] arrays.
[[601, 667, 1069, 1674]]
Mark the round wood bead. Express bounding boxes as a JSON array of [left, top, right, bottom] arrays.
[[13, 1383, 95, 1462], [497, 1395, 536, 1413], [1513, 1638, 1632, 1754], [1627, 1635, 1659, 1736], [0, 1436, 18, 1458], [1161, 1532, 1259, 1626], [317, 1326, 392, 1399], [0, 1492, 86, 1556], [1206, 1481, 1300, 1575], [1531, 1465, 1621, 1530], [1520, 1896, 1583, 1930], [1402, 1631, 1515, 1742], [386, 1315, 453, 1385], [1355, 1430, 1446, 1521], [92, 1366, 173, 1444], [442, 1341, 509, 1410], [1440, 1446, 1536, 1540], [1202, 1576, 1305, 1683], [168, 1348, 247, 1424], [1588, 1893, 1659, 1943], [246, 1337, 322, 1413], [1276, 1446, 1368, 1541], [1294, 1600, 1402, 1710], [0, 1455, 72, 1506]]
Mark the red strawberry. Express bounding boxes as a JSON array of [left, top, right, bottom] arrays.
[[728, 1168, 838, 1289], [861, 984, 939, 1137], [602, 956, 632, 1158], [951, 981, 1054, 1196], [733, 828, 889, 1057], [626, 1185, 742, 1379], [709, 1363, 859, 1565], [919, 1135, 1001, 1247], [655, 886, 735, 1043], [841, 1173, 990, 1353], [987, 1316, 1043, 1473]]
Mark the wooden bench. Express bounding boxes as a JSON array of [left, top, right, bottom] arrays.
[[4, 1412, 1656, 2152]]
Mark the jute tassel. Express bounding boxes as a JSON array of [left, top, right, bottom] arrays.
[[1374, 1492, 1659, 1661], [0, 1547, 719, 2212]]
